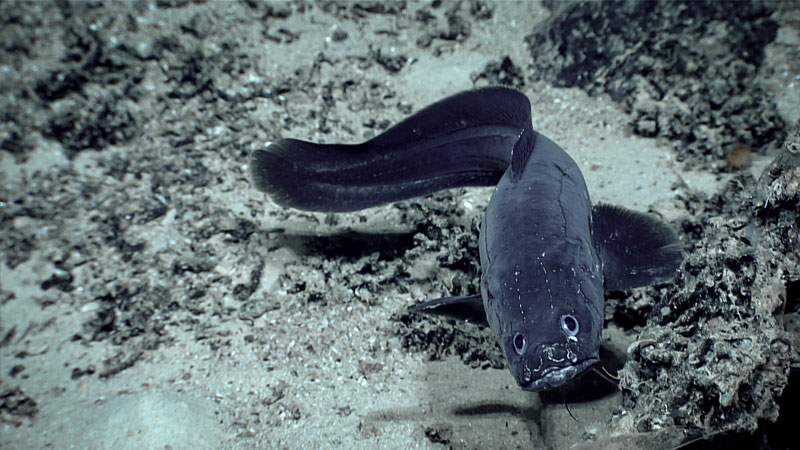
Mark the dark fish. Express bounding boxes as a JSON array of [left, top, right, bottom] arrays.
[[251, 87, 683, 391]]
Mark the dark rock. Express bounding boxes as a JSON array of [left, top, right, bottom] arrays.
[[40, 267, 74, 292], [375, 48, 408, 73], [619, 124, 799, 434], [471, 56, 526, 89], [526, 0, 784, 167], [0, 388, 38, 419]]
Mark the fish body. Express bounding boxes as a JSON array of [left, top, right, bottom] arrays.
[[251, 87, 683, 391], [479, 133, 604, 390]]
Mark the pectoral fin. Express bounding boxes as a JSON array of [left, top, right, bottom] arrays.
[[592, 204, 684, 290], [408, 294, 488, 326]]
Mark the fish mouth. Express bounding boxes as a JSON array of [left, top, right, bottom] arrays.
[[517, 357, 599, 391]]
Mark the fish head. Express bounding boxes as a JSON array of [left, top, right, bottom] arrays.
[[482, 255, 604, 391]]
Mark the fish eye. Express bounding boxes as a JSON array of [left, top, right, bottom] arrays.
[[513, 332, 526, 355], [560, 314, 579, 336]]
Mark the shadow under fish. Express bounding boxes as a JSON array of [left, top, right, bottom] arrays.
[[250, 87, 684, 392]]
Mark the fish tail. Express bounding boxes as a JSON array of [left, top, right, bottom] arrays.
[[250, 87, 533, 212]]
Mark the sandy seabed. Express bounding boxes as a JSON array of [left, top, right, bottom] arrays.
[[1, 1, 799, 449]]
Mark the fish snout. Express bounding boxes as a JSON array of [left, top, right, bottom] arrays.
[[513, 340, 594, 391], [541, 341, 578, 365]]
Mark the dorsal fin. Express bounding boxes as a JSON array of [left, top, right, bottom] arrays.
[[511, 129, 537, 182]]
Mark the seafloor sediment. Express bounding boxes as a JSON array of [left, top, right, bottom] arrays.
[[1, 1, 798, 448]]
